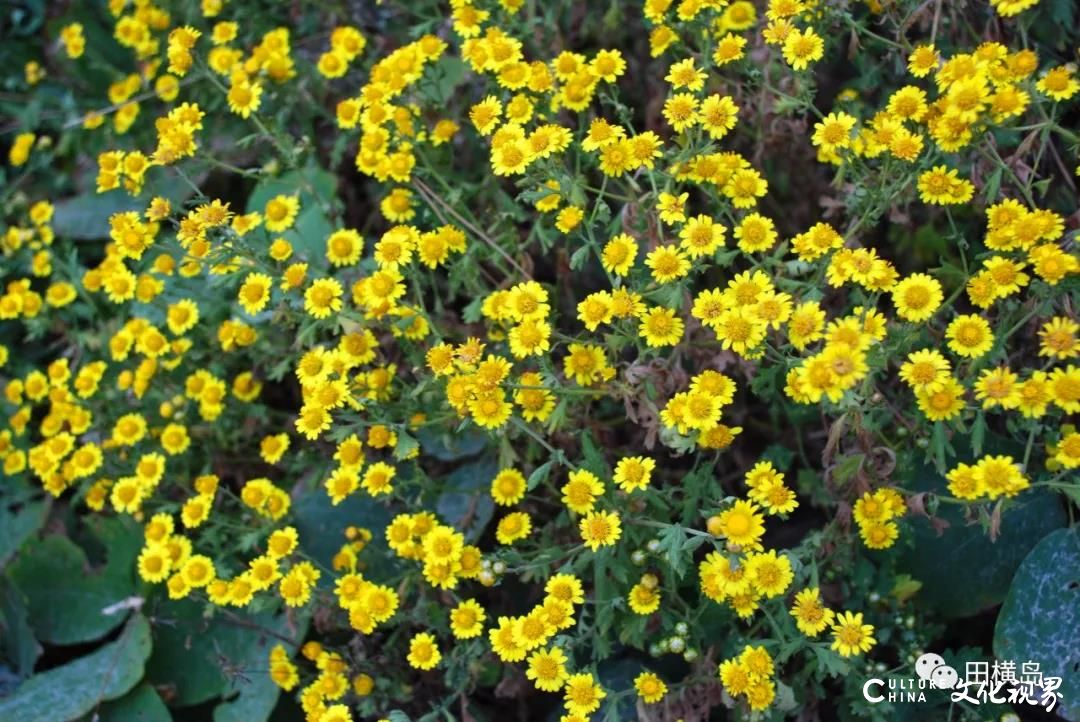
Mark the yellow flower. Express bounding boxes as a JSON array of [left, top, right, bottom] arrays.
[[496, 511, 532, 544], [407, 632, 441, 670], [555, 206, 584, 233], [830, 611, 876, 657], [563, 673, 606, 715], [613, 456, 654, 493], [645, 244, 691, 283], [945, 314, 994, 358], [662, 93, 699, 132], [1036, 66, 1080, 101], [678, 215, 726, 258], [908, 44, 939, 77], [1039, 317, 1080, 359], [526, 646, 569, 692], [714, 499, 765, 550], [915, 377, 966, 421], [8, 132, 35, 167], [226, 78, 263, 118], [560, 469, 603, 515], [562, 343, 613, 386], [638, 306, 684, 347], [579, 510, 621, 550], [782, 27, 824, 70], [361, 462, 395, 496], [891, 273, 943, 323], [918, 166, 974, 205], [450, 599, 487, 639], [491, 468, 527, 506], [264, 195, 300, 232], [790, 587, 835, 636], [634, 671, 667, 703], [656, 192, 688, 224], [899, 349, 951, 392], [628, 576, 661, 614], [326, 229, 364, 267], [304, 278, 344, 319], [238, 272, 273, 315], [812, 112, 857, 151], [665, 58, 706, 91], [469, 96, 502, 135]]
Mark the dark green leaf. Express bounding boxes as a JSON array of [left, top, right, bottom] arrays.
[[898, 448, 1067, 618], [0, 491, 48, 568], [146, 599, 301, 710], [293, 491, 395, 584], [99, 682, 172, 722], [0, 577, 39, 678], [7, 533, 136, 645], [0, 615, 151, 722], [435, 458, 497, 542], [993, 528, 1080, 721]]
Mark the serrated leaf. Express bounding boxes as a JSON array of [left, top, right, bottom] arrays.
[[569, 245, 591, 270], [812, 645, 850, 678], [527, 459, 555, 491], [657, 524, 687, 579]]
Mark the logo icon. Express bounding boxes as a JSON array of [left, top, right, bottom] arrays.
[[915, 652, 959, 690]]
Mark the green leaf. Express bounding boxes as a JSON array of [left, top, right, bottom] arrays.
[[984, 167, 1002, 204], [595, 656, 640, 721], [656, 524, 690, 579], [0, 577, 40, 678], [246, 164, 338, 260], [569, 245, 591, 270], [214, 612, 308, 722], [971, 412, 987, 457], [146, 599, 302, 711], [52, 172, 192, 241], [415, 427, 487, 462], [293, 491, 395, 584], [99, 682, 172, 722], [145, 600, 226, 707], [0, 614, 152, 722], [394, 432, 420, 461], [7, 532, 136, 645], [431, 56, 467, 103], [580, 431, 609, 477], [831, 453, 864, 485], [527, 459, 555, 491], [0, 490, 48, 568], [812, 645, 850, 678], [435, 458, 497, 542], [993, 528, 1080, 722]]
